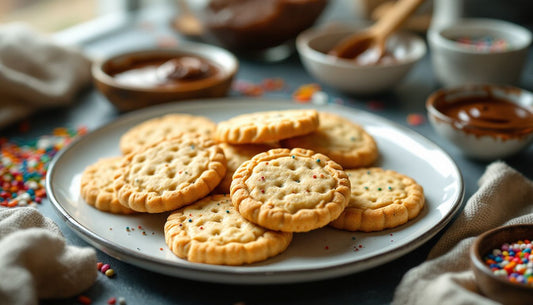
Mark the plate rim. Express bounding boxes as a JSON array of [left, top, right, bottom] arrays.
[[46, 97, 464, 284]]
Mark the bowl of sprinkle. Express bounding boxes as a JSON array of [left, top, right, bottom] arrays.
[[470, 224, 533, 305], [428, 18, 532, 87]]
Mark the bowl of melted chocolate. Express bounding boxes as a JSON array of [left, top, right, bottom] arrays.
[[201, 0, 328, 58], [426, 85, 533, 160], [92, 42, 238, 111]]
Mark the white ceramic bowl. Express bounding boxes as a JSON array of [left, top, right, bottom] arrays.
[[428, 18, 532, 87], [426, 84, 533, 160], [296, 23, 426, 95]]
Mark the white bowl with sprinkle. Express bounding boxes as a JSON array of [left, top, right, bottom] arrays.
[[428, 18, 532, 87]]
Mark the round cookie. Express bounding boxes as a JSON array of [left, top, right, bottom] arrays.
[[113, 134, 226, 213], [330, 167, 425, 232], [214, 109, 319, 144], [213, 143, 275, 194], [119, 113, 216, 155], [230, 148, 351, 232], [281, 112, 378, 168], [164, 194, 293, 265], [80, 156, 135, 214]]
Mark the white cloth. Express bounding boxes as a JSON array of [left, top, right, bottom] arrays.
[[0, 23, 92, 129], [0, 207, 97, 305], [392, 161, 533, 305]]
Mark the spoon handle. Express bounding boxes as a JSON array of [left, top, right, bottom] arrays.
[[370, 0, 426, 39]]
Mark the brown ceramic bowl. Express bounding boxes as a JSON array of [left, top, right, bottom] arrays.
[[202, 0, 328, 52], [92, 43, 238, 112], [470, 224, 533, 305]]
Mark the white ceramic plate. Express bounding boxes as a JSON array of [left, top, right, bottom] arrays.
[[47, 98, 464, 284]]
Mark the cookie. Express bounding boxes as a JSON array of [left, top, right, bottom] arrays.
[[113, 134, 226, 213], [119, 113, 216, 155], [330, 167, 425, 232], [164, 194, 293, 265], [213, 143, 275, 194], [230, 148, 351, 232], [80, 156, 135, 214], [214, 109, 319, 144], [281, 112, 378, 168]]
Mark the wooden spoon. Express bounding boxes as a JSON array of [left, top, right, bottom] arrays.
[[329, 0, 426, 61], [173, 0, 204, 38]]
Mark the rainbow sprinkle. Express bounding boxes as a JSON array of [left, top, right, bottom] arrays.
[[484, 239, 533, 286], [292, 83, 321, 103], [0, 126, 87, 208]]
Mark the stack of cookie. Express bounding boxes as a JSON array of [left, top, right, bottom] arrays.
[[80, 109, 425, 266]]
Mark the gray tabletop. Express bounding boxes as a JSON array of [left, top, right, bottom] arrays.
[[4, 2, 532, 305]]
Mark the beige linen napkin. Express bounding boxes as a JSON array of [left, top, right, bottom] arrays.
[[0, 207, 97, 305], [0, 23, 92, 129], [392, 161, 533, 305]]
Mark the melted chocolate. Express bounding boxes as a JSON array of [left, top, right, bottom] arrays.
[[109, 56, 221, 88], [436, 96, 533, 139]]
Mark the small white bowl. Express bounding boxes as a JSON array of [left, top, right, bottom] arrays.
[[426, 85, 533, 160], [428, 18, 532, 87], [296, 23, 426, 95]]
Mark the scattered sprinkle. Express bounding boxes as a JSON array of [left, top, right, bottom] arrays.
[[0, 126, 87, 208], [105, 269, 115, 278], [406, 113, 425, 126], [100, 264, 110, 273], [292, 83, 321, 103], [233, 80, 264, 97], [77, 295, 92, 305], [261, 78, 285, 91]]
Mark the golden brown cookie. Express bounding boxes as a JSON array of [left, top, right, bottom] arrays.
[[330, 167, 425, 232], [119, 113, 216, 155], [80, 156, 135, 214], [113, 134, 226, 213], [213, 143, 275, 194], [230, 148, 351, 232], [281, 112, 378, 168], [214, 109, 319, 144], [164, 194, 293, 265]]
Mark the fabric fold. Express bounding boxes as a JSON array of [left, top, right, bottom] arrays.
[[0, 23, 92, 129], [0, 207, 97, 305]]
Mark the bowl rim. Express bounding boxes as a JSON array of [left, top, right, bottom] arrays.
[[425, 84, 533, 133], [296, 23, 427, 71], [470, 223, 533, 291], [91, 42, 239, 93], [428, 18, 532, 55]]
